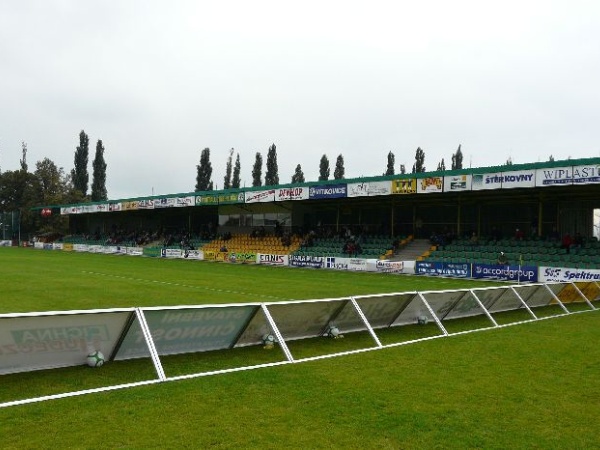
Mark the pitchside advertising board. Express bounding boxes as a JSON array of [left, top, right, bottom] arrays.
[[415, 261, 471, 277], [115, 306, 259, 359], [471, 264, 538, 282], [0, 310, 134, 375], [539, 266, 600, 283]]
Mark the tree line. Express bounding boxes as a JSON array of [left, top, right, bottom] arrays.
[[1, 129, 542, 238], [196, 144, 467, 191], [0, 130, 107, 238]]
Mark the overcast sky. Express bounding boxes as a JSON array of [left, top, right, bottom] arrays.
[[1, 1, 599, 200]]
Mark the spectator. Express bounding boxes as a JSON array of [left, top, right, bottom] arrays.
[[470, 232, 479, 247], [514, 228, 524, 240], [561, 233, 572, 254], [572, 232, 584, 253], [497, 251, 509, 265]]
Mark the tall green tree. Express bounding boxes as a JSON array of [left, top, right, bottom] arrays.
[[71, 130, 89, 196], [451, 144, 463, 170], [252, 152, 263, 187], [412, 147, 426, 173], [34, 158, 70, 234], [91, 140, 108, 201], [291, 164, 305, 183], [223, 148, 234, 189], [265, 143, 279, 186], [385, 151, 395, 176], [319, 155, 330, 181], [195, 147, 214, 191], [334, 154, 345, 180], [232, 153, 241, 188], [35, 158, 69, 205], [505, 157, 513, 166], [20, 141, 28, 172], [548, 155, 555, 162], [400, 164, 406, 174], [437, 158, 446, 171]]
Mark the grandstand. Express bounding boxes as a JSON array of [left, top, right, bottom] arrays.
[[28, 157, 600, 274]]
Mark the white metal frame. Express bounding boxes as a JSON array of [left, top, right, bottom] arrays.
[[1, 281, 598, 409]]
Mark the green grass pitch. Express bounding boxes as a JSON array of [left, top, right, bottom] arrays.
[[1, 247, 599, 448]]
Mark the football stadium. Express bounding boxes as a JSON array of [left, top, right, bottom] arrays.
[[1, 157, 600, 448]]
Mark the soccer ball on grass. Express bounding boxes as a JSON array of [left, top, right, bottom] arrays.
[[86, 350, 105, 367]]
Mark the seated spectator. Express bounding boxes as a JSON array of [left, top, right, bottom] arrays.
[[497, 251, 509, 265], [470, 232, 479, 246], [561, 233, 572, 254], [514, 228, 524, 240]]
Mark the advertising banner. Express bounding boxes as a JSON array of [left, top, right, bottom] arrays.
[[472, 263, 538, 282], [289, 255, 324, 268], [138, 199, 154, 209], [245, 189, 276, 203], [308, 184, 347, 199], [122, 201, 139, 210], [229, 252, 256, 263], [347, 181, 391, 197], [539, 266, 600, 283], [473, 171, 536, 190], [373, 260, 405, 273], [0, 311, 133, 374], [182, 249, 203, 260], [160, 248, 182, 258], [348, 258, 367, 271], [499, 170, 536, 189], [154, 197, 176, 208], [126, 247, 144, 256], [196, 194, 219, 205], [109, 202, 122, 212], [417, 177, 443, 194], [258, 254, 288, 266], [443, 174, 471, 192], [391, 178, 417, 194], [175, 196, 194, 207], [472, 173, 501, 191], [92, 204, 109, 213], [325, 257, 350, 270], [115, 306, 259, 359], [415, 261, 471, 277], [219, 192, 245, 204], [276, 187, 309, 201], [536, 164, 600, 187]]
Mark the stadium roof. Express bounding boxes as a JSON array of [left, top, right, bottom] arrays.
[[33, 156, 600, 210]]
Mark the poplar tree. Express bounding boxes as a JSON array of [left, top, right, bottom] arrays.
[[451, 144, 463, 170], [385, 151, 395, 175], [223, 148, 234, 189], [91, 139, 108, 201], [334, 154, 345, 180], [412, 147, 426, 173], [252, 152, 263, 187], [265, 143, 279, 186], [291, 164, 305, 183], [232, 154, 241, 188], [195, 147, 213, 191], [437, 158, 446, 172], [71, 130, 89, 196], [319, 155, 330, 181]]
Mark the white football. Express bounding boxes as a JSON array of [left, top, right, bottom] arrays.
[[86, 350, 105, 367]]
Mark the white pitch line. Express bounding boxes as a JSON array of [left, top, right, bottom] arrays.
[[81, 271, 287, 301]]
